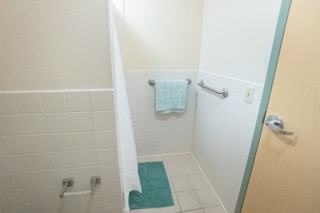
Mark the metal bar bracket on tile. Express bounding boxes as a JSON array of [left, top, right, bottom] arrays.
[[59, 176, 101, 199], [90, 176, 101, 195], [60, 178, 74, 199], [148, 79, 192, 86]]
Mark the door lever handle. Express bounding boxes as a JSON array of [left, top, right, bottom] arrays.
[[265, 115, 294, 136]]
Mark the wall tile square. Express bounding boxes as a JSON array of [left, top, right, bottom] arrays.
[[0, 140, 4, 155], [44, 200, 62, 213], [45, 113, 70, 133], [76, 150, 98, 167], [81, 195, 105, 210], [41, 92, 67, 113], [0, 174, 15, 190], [0, 94, 18, 114], [8, 155, 33, 172], [90, 91, 114, 111], [69, 112, 94, 132], [26, 134, 52, 153], [31, 153, 55, 170], [97, 149, 118, 165], [101, 180, 121, 195], [53, 152, 76, 169], [12, 172, 38, 188], [103, 206, 123, 213], [99, 165, 119, 180], [78, 166, 100, 182], [0, 115, 24, 135], [0, 190, 21, 206], [72, 132, 95, 150], [95, 131, 117, 148], [1, 136, 28, 154], [1, 204, 25, 213], [66, 92, 91, 112], [20, 114, 47, 134], [58, 168, 79, 182], [18, 188, 42, 203], [36, 170, 59, 186], [0, 156, 10, 174], [15, 93, 43, 114], [92, 111, 115, 131], [40, 185, 60, 201], [50, 133, 73, 151], [55, 196, 82, 212], [102, 193, 122, 208], [24, 202, 46, 213]]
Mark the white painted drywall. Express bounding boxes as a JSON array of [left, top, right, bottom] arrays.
[[124, 0, 203, 70], [199, 0, 282, 84], [0, 0, 112, 90]]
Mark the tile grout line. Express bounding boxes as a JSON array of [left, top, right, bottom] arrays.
[[189, 153, 227, 213]]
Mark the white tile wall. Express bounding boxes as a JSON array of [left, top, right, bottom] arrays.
[[0, 90, 122, 213], [2, 136, 29, 154], [192, 71, 264, 212], [20, 114, 48, 134], [40, 92, 67, 113], [15, 93, 43, 114], [0, 115, 24, 135], [125, 70, 198, 156], [66, 92, 91, 112], [0, 94, 19, 114]]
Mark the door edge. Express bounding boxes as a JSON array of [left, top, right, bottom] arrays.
[[234, 0, 292, 212]]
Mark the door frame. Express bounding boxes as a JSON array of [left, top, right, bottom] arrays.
[[235, 0, 292, 212]]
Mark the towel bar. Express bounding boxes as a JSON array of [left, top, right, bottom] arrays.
[[148, 79, 192, 86], [59, 176, 101, 199], [198, 80, 228, 98]]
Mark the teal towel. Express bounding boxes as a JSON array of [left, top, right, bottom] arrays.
[[129, 162, 174, 209], [155, 80, 188, 113]]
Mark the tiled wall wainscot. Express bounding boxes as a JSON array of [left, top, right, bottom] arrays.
[[125, 70, 198, 156], [192, 71, 264, 212], [0, 90, 122, 213]]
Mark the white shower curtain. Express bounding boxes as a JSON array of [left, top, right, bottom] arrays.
[[112, 21, 142, 210]]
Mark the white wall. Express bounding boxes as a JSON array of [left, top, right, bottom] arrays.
[[0, 0, 112, 90], [124, 0, 203, 70], [125, 71, 197, 156], [193, 73, 264, 213], [199, 0, 281, 84], [192, 0, 282, 212], [123, 0, 202, 156], [0, 1, 124, 212], [0, 90, 122, 213]]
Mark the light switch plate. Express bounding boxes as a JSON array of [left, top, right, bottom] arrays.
[[244, 87, 255, 104]]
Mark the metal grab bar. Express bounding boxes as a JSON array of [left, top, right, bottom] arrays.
[[148, 79, 192, 86], [198, 80, 228, 98], [90, 176, 101, 195], [60, 178, 74, 199], [59, 176, 101, 199]]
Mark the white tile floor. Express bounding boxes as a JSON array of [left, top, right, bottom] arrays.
[[130, 153, 226, 213]]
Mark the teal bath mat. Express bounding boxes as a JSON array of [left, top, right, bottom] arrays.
[[129, 162, 174, 210]]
